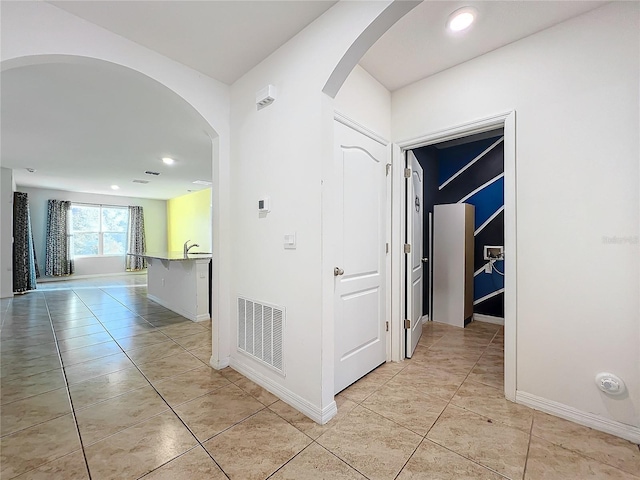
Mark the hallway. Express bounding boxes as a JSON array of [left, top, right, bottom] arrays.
[[1, 279, 638, 479]]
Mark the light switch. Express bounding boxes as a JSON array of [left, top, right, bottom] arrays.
[[284, 233, 296, 249]]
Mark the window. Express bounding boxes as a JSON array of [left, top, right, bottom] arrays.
[[70, 204, 128, 256]]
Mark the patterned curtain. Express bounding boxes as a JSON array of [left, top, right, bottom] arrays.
[[126, 206, 147, 271], [45, 200, 74, 276], [13, 192, 38, 292]]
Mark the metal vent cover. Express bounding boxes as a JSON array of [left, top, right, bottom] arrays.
[[237, 297, 284, 374]]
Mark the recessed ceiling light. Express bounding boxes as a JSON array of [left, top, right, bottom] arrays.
[[162, 157, 175, 165], [192, 180, 212, 186], [111, 185, 120, 190], [447, 7, 477, 33]]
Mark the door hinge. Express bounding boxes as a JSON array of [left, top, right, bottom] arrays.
[[404, 168, 411, 178], [386, 321, 389, 332], [386, 163, 392, 176], [404, 319, 411, 329], [404, 243, 411, 254], [386, 242, 389, 254]]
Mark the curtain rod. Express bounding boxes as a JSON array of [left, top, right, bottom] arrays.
[[68, 201, 132, 209]]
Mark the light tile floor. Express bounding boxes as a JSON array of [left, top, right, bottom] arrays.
[[1, 277, 639, 479]]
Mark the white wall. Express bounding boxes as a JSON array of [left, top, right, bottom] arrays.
[[392, 2, 639, 429], [229, 1, 397, 419], [0, 168, 14, 297], [335, 64, 391, 140], [19, 187, 167, 278]]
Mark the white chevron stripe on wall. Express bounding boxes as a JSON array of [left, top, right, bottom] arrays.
[[475, 205, 504, 236], [438, 136, 504, 190], [458, 173, 504, 204]]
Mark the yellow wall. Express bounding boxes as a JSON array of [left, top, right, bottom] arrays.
[[167, 189, 212, 252]]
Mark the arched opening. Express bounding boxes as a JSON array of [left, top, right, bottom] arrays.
[[1, 54, 222, 362]]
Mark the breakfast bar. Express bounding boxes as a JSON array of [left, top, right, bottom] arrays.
[[129, 252, 212, 322]]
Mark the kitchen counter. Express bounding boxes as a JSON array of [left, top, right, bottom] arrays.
[[132, 251, 212, 261], [129, 252, 211, 322]]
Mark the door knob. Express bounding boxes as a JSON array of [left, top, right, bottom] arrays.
[[421, 258, 428, 263], [334, 267, 344, 276]]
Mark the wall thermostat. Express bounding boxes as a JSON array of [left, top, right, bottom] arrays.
[[258, 197, 271, 213]]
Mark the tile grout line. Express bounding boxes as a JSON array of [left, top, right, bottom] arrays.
[[521, 411, 535, 480], [10, 288, 530, 480], [44, 285, 207, 478], [325, 322, 506, 479], [411, 325, 512, 479], [527, 424, 640, 479], [263, 442, 317, 480], [392, 435, 427, 480], [79, 286, 214, 473], [41, 290, 94, 480], [86, 284, 233, 479], [133, 445, 217, 480], [389, 324, 507, 478]]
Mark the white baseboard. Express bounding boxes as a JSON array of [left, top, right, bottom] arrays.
[[37, 271, 146, 283], [230, 357, 337, 425], [147, 293, 204, 322], [209, 355, 230, 370], [473, 313, 504, 326], [516, 390, 640, 444], [421, 314, 429, 324]]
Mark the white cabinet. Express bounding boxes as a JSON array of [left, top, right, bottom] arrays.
[[146, 256, 211, 322], [432, 203, 474, 328]]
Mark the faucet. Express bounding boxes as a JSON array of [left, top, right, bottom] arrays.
[[184, 240, 199, 256]]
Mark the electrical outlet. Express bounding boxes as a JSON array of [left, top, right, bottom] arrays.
[[484, 245, 504, 260]]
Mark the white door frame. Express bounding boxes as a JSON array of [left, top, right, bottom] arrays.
[[391, 111, 517, 401]]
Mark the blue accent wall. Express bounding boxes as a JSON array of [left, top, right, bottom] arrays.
[[413, 132, 505, 318], [437, 137, 501, 186], [467, 177, 504, 230]]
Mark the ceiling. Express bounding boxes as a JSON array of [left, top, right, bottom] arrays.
[[49, 1, 339, 86], [50, 0, 606, 91], [360, 1, 607, 91], [1, 1, 606, 200], [1, 62, 213, 200]]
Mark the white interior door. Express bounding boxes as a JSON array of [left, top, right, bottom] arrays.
[[405, 151, 423, 357], [334, 120, 388, 393]]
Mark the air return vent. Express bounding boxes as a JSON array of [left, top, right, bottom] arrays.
[[145, 171, 160, 176], [132, 179, 149, 184], [238, 297, 284, 374]]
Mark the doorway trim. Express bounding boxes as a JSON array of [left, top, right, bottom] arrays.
[[392, 111, 517, 401]]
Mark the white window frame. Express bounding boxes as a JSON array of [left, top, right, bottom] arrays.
[[70, 203, 128, 257]]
